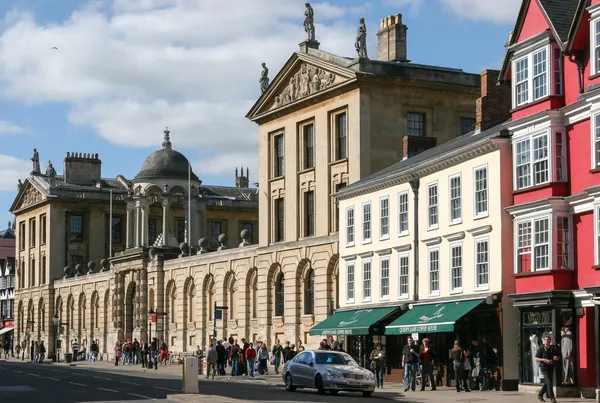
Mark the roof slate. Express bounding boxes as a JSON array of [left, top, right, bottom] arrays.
[[539, 0, 581, 43]]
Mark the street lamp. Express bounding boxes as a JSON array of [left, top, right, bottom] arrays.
[[52, 313, 59, 362]]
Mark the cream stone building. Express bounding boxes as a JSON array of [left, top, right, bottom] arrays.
[[331, 117, 521, 388], [13, 12, 486, 359]]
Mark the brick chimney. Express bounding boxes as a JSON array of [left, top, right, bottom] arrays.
[[475, 70, 511, 132], [377, 14, 408, 62], [63, 152, 102, 186]]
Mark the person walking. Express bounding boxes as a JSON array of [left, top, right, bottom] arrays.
[[229, 342, 240, 376], [150, 337, 158, 370], [258, 343, 269, 375], [30, 341, 36, 362], [451, 340, 470, 392], [133, 338, 140, 365], [419, 338, 436, 391], [3, 340, 10, 360], [216, 340, 227, 376], [206, 343, 217, 380], [245, 342, 256, 377], [402, 336, 419, 392], [140, 340, 148, 368], [37, 341, 46, 363], [71, 339, 79, 362], [536, 335, 560, 403], [369, 342, 385, 389], [113, 341, 122, 366], [271, 339, 282, 375]]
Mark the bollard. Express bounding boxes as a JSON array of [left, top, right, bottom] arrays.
[[183, 356, 199, 393]]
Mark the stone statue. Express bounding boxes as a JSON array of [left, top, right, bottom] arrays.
[[304, 3, 315, 41], [355, 18, 368, 59], [259, 63, 270, 93], [31, 148, 40, 174], [45, 160, 57, 186], [17, 179, 22, 191]]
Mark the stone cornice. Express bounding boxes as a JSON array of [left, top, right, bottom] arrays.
[[467, 225, 493, 237], [443, 231, 465, 242], [341, 254, 357, 262], [422, 236, 442, 247], [393, 244, 412, 253], [358, 251, 374, 259], [375, 248, 392, 256], [336, 140, 501, 201]]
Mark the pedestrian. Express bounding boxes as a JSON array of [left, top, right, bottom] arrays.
[[141, 340, 148, 367], [37, 341, 46, 363], [21, 340, 26, 361], [230, 342, 240, 376], [15, 343, 20, 361], [3, 340, 10, 360], [258, 343, 269, 375], [113, 341, 122, 366], [282, 341, 294, 363], [419, 338, 436, 391], [245, 341, 256, 377], [71, 339, 79, 362], [536, 335, 560, 403], [402, 336, 419, 392], [133, 338, 140, 365], [271, 339, 282, 374], [30, 341, 36, 362], [451, 340, 470, 393], [369, 342, 385, 389], [206, 343, 217, 380], [89, 340, 99, 362], [216, 340, 226, 376], [150, 337, 158, 370]]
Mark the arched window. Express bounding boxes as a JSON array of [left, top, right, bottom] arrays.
[[188, 284, 196, 323], [275, 273, 284, 317], [170, 286, 176, 324], [304, 270, 315, 315], [251, 272, 258, 319]]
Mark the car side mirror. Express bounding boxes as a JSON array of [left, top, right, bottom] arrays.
[[308, 362, 314, 367]]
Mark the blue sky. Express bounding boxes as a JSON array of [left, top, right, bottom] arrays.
[[0, 0, 521, 227]]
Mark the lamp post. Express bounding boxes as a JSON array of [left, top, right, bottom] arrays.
[[52, 313, 59, 362]]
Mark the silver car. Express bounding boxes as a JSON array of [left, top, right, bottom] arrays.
[[282, 350, 376, 397]]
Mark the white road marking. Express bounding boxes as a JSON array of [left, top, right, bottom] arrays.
[[68, 382, 86, 387], [128, 393, 155, 400], [93, 375, 112, 380], [45, 377, 61, 381], [152, 386, 180, 392], [120, 380, 140, 385], [96, 387, 119, 393], [13, 370, 23, 373], [26, 373, 40, 377]]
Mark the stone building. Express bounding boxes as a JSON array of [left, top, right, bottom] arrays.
[[11, 130, 257, 357], [14, 10, 486, 359]]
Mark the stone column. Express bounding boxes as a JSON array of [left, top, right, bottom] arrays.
[[135, 202, 141, 247], [161, 197, 170, 246], [140, 202, 149, 247], [126, 203, 134, 249], [134, 270, 141, 329], [139, 268, 148, 342]]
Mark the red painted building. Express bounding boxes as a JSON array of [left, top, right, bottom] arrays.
[[500, 0, 600, 399]]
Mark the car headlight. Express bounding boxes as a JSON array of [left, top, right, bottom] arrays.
[[325, 370, 344, 380], [366, 372, 376, 380]]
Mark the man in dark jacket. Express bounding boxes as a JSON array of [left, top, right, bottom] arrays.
[[216, 340, 227, 376], [282, 341, 295, 363], [536, 335, 560, 403]]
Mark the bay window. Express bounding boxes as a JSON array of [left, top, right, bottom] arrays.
[[592, 113, 600, 169], [513, 129, 566, 191], [514, 214, 572, 273], [592, 17, 600, 76], [512, 44, 561, 108]]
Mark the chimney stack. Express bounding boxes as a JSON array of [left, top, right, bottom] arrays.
[[63, 152, 102, 186], [377, 14, 408, 62], [475, 70, 511, 132]]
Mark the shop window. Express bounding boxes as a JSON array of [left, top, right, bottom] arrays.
[[559, 309, 575, 385], [521, 310, 553, 384]]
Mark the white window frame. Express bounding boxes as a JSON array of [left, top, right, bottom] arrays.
[[449, 242, 463, 294], [475, 236, 490, 290], [591, 15, 600, 76], [513, 214, 562, 273], [428, 247, 440, 296], [512, 129, 566, 191], [346, 262, 355, 303], [427, 182, 439, 230], [449, 174, 462, 225], [398, 191, 409, 236], [362, 259, 372, 302], [379, 196, 390, 240], [380, 257, 390, 300], [473, 165, 489, 219], [398, 252, 410, 299], [511, 44, 559, 108], [556, 215, 571, 270], [362, 202, 371, 244], [591, 112, 600, 169], [346, 207, 355, 247], [595, 206, 600, 266]]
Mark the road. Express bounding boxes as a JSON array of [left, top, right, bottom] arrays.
[[0, 360, 396, 403]]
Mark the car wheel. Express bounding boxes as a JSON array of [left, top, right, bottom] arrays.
[[362, 391, 373, 397], [284, 373, 296, 392], [328, 390, 339, 395], [315, 374, 326, 395]]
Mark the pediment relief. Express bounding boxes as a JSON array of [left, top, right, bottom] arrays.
[[14, 182, 46, 211], [268, 62, 346, 110]]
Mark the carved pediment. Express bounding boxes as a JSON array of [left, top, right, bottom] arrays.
[[268, 62, 345, 110], [13, 181, 46, 211]]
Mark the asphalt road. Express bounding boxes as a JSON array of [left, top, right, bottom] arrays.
[[0, 360, 399, 403]]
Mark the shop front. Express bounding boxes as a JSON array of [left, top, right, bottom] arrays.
[[384, 297, 509, 390], [309, 306, 401, 369], [0, 319, 14, 348], [508, 290, 578, 396]]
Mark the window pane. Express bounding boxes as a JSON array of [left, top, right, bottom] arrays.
[[451, 245, 462, 290], [460, 118, 475, 136], [407, 113, 425, 137], [347, 264, 354, 301], [595, 115, 600, 167], [363, 261, 371, 299], [516, 139, 531, 189], [398, 193, 408, 233], [533, 48, 547, 100], [516, 58, 529, 105], [429, 249, 439, 293], [450, 176, 462, 222], [304, 124, 314, 169], [69, 215, 83, 243], [557, 217, 570, 269], [274, 135, 284, 177], [399, 256, 409, 296], [346, 208, 354, 244], [533, 134, 549, 185], [380, 259, 389, 298], [380, 198, 389, 238], [517, 222, 532, 273], [476, 240, 489, 287], [475, 168, 488, 215], [304, 191, 315, 237], [363, 203, 371, 241], [336, 113, 347, 160], [428, 184, 438, 228], [534, 218, 549, 270], [275, 198, 285, 242]]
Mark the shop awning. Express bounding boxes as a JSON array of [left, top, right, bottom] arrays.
[[0, 327, 13, 336], [309, 307, 397, 336], [385, 299, 484, 335]]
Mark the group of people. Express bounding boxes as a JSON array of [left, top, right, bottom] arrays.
[[112, 337, 164, 369]]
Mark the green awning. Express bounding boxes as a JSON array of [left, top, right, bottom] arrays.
[[385, 299, 484, 335], [309, 307, 397, 336]]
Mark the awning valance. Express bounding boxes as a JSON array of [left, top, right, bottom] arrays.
[[309, 307, 397, 336], [385, 299, 484, 335]]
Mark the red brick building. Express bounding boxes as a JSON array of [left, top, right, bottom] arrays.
[[500, 0, 600, 399]]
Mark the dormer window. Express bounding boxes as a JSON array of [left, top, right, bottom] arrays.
[[511, 43, 561, 108]]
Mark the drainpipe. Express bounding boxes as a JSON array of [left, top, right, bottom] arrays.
[[566, 51, 584, 94], [409, 179, 420, 302]]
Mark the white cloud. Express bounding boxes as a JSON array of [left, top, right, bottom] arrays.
[[0, 120, 26, 135], [0, 0, 359, 182], [385, 0, 520, 24], [0, 155, 30, 192]]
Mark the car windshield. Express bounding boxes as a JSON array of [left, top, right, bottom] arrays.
[[315, 352, 358, 366]]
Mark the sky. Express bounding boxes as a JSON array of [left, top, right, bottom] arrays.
[[0, 0, 522, 227]]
